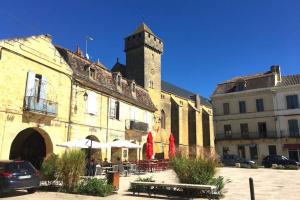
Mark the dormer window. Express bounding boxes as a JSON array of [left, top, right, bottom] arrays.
[[132, 82, 136, 93], [117, 74, 121, 86], [89, 68, 96, 80], [236, 79, 246, 91]]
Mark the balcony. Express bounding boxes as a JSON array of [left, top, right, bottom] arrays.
[[280, 131, 300, 138], [125, 119, 148, 132], [24, 96, 58, 116], [215, 131, 278, 141]]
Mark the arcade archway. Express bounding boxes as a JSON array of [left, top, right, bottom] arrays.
[[9, 128, 53, 169], [86, 135, 102, 163]]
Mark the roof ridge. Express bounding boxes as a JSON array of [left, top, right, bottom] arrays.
[[132, 23, 154, 35]]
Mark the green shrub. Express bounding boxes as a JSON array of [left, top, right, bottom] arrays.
[[170, 156, 217, 184], [209, 176, 226, 196], [75, 178, 114, 197], [170, 156, 226, 196], [56, 149, 86, 192], [136, 176, 155, 182], [40, 153, 58, 185]]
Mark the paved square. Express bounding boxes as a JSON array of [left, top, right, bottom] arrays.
[[217, 167, 300, 200], [1, 168, 300, 200]]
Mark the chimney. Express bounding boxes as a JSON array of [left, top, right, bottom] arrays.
[[270, 65, 281, 82], [195, 95, 201, 109], [75, 45, 83, 57]]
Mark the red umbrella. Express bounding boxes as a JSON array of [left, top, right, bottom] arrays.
[[169, 133, 175, 158], [146, 132, 153, 160]]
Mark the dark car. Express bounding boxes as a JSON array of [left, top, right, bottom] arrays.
[[221, 154, 256, 167], [262, 155, 300, 168], [0, 160, 40, 195]]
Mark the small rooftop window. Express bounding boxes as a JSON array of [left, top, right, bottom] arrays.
[[89, 68, 96, 80], [117, 74, 121, 86], [236, 79, 246, 91], [132, 82, 136, 93]]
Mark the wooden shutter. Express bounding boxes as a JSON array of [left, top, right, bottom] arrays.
[[26, 71, 36, 97]]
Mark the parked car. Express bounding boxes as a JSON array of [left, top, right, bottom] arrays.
[[262, 155, 300, 168], [0, 160, 40, 195], [221, 154, 256, 167]]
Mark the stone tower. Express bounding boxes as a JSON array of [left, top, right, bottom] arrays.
[[124, 23, 164, 129]]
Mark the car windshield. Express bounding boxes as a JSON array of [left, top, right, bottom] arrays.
[[5, 162, 35, 173]]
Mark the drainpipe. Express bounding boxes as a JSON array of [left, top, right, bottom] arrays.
[[67, 78, 74, 141]]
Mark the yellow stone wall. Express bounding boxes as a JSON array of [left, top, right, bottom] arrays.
[[157, 91, 215, 158], [0, 35, 72, 159]]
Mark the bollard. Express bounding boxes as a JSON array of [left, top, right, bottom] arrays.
[[249, 177, 255, 200]]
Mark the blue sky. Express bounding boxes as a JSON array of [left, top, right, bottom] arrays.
[[1, 0, 299, 98]]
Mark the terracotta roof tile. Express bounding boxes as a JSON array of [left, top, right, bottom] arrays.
[[276, 74, 300, 87], [56, 46, 156, 112]]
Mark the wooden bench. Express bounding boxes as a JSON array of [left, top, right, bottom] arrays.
[[130, 181, 217, 199]]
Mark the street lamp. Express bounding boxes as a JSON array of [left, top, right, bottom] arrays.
[[83, 92, 88, 101]]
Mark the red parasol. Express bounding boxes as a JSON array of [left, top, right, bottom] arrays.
[[146, 132, 153, 160], [169, 133, 175, 158]]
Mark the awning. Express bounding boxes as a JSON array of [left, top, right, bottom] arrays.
[[283, 144, 300, 149], [108, 139, 141, 149], [57, 139, 109, 149]]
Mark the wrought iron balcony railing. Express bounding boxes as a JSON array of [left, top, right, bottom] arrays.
[[125, 119, 148, 132], [215, 131, 278, 141], [24, 96, 58, 116]]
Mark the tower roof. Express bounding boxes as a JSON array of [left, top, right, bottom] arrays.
[[132, 23, 154, 35]]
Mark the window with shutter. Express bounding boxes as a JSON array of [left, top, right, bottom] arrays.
[[87, 92, 97, 115], [110, 98, 116, 118], [288, 119, 299, 137], [239, 101, 246, 113], [115, 101, 120, 120], [256, 99, 264, 112], [286, 95, 299, 109], [26, 71, 36, 97], [223, 103, 230, 115]]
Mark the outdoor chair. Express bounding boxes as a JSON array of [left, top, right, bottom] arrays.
[[118, 164, 128, 176], [95, 164, 103, 175], [128, 164, 137, 174], [112, 164, 119, 172]]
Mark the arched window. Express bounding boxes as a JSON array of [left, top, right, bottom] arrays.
[[161, 110, 166, 129]]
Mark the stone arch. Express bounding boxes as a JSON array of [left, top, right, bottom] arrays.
[[9, 127, 53, 169], [85, 135, 102, 163]]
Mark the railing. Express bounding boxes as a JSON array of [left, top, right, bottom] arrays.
[[24, 96, 58, 116], [126, 119, 148, 132], [280, 131, 300, 138], [215, 131, 278, 140]]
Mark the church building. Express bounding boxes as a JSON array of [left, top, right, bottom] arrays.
[[112, 23, 215, 158]]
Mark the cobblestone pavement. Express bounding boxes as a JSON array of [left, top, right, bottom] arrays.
[[1, 168, 300, 200]]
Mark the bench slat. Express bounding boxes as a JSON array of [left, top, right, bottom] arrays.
[[131, 181, 216, 190]]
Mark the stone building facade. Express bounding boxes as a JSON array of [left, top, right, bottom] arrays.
[[0, 35, 156, 168], [212, 66, 300, 163], [0, 35, 73, 169], [0, 23, 215, 167], [112, 23, 215, 158], [56, 46, 156, 163]]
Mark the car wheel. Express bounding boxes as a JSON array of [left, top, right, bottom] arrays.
[[27, 188, 37, 194]]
